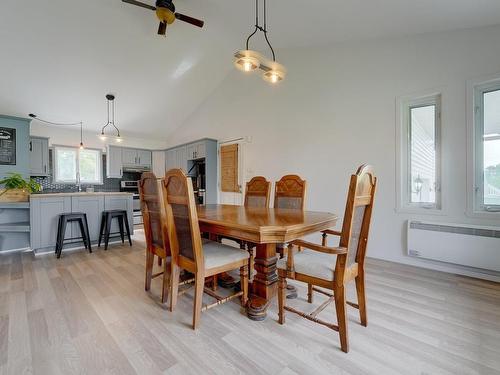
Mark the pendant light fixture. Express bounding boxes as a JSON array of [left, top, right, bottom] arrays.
[[234, 0, 286, 83], [99, 94, 122, 143], [28, 113, 85, 149]]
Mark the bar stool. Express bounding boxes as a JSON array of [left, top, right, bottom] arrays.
[[55, 212, 92, 259], [98, 210, 132, 250]]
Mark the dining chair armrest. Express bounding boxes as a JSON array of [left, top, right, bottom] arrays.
[[290, 239, 347, 255]]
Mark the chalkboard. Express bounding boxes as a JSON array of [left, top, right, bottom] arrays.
[[0, 127, 16, 165]]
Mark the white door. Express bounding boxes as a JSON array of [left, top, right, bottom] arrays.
[[219, 141, 244, 205]]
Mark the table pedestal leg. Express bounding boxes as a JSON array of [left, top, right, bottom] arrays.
[[246, 243, 278, 321]]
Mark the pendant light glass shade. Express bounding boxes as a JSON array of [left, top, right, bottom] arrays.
[[262, 61, 286, 84], [234, 50, 261, 72], [262, 70, 284, 83]]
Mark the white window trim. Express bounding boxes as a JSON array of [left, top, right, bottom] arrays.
[[466, 74, 500, 219], [396, 91, 443, 214], [53, 145, 103, 185]]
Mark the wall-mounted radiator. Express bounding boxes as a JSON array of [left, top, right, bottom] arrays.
[[407, 220, 500, 272]]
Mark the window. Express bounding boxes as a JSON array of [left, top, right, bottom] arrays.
[[397, 93, 441, 211], [54, 146, 102, 185], [472, 81, 500, 212]]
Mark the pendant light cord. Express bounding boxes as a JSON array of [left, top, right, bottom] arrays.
[[29, 114, 84, 147], [245, 0, 276, 62]]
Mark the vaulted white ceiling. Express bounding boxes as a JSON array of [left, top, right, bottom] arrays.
[[1, 0, 500, 139]]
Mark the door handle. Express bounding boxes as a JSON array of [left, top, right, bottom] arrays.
[[29, 141, 32, 152], [44, 165, 47, 173]]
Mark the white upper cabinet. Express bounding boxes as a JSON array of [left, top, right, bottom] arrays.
[[106, 145, 123, 178], [122, 148, 138, 166]]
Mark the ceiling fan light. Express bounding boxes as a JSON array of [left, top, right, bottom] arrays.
[[234, 50, 260, 72]]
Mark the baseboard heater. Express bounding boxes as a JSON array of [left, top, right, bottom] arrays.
[[407, 220, 500, 272]]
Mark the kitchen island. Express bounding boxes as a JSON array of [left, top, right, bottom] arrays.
[[30, 192, 133, 253]]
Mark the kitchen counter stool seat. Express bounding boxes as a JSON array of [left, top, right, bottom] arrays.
[[98, 210, 132, 250], [55, 212, 91, 258]]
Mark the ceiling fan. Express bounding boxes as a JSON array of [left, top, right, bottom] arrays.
[[122, 0, 204, 36]]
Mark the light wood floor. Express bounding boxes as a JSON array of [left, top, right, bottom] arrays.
[[1, 232, 500, 375]]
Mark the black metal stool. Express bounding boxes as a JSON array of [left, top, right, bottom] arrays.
[[98, 210, 132, 250], [55, 212, 92, 259]]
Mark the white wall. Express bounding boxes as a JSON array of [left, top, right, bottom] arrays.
[[166, 25, 500, 280], [30, 122, 167, 151]]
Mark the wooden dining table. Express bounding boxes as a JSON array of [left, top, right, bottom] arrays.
[[197, 204, 339, 321]]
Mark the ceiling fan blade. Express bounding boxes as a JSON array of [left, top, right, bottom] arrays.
[[158, 22, 167, 36], [122, 0, 156, 11], [174, 13, 204, 28]]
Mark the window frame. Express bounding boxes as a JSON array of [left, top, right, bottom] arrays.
[[53, 145, 103, 185], [396, 92, 442, 213], [467, 77, 500, 217]]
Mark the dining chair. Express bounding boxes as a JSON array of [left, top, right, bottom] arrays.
[[162, 168, 249, 329], [245, 176, 272, 208], [274, 174, 307, 259], [140, 172, 170, 304], [277, 165, 377, 353], [218, 176, 271, 281]]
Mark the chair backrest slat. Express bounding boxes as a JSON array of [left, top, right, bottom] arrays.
[[274, 175, 307, 210], [244, 176, 271, 208], [139, 172, 169, 257], [162, 169, 204, 270], [337, 165, 377, 276]]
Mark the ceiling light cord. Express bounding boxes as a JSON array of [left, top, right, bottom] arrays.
[[245, 0, 276, 62], [28, 114, 84, 148]]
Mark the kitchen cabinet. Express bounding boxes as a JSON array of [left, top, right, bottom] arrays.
[[165, 149, 176, 171], [30, 193, 133, 253], [175, 146, 188, 172], [165, 147, 188, 172], [122, 148, 137, 166], [71, 195, 104, 241], [152, 150, 166, 177], [29, 137, 49, 176], [137, 150, 152, 167], [0, 202, 30, 252], [122, 148, 152, 168], [30, 195, 72, 250], [163, 138, 218, 204], [187, 141, 206, 160], [106, 146, 152, 178], [106, 145, 123, 178]]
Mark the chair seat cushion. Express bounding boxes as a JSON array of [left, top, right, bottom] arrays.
[[277, 250, 336, 281], [203, 239, 249, 270]]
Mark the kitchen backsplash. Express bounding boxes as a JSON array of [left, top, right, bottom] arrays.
[[33, 150, 129, 192]]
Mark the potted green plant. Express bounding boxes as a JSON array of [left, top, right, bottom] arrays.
[[0, 173, 41, 202]]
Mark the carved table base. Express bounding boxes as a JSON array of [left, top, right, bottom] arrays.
[[246, 243, 278, 320]]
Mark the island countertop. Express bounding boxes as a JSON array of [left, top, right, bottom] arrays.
[[30, 192, 133, 198]]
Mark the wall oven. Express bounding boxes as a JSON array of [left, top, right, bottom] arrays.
[[120, 180, 143, 225]]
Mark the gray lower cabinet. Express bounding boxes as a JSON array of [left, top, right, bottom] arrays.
[[104, 195, 133, 236], [29, 136, 49, 176], [30, 196, 72, 250], [30, 194, 133, 252], [71, 195, 104, 241]]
